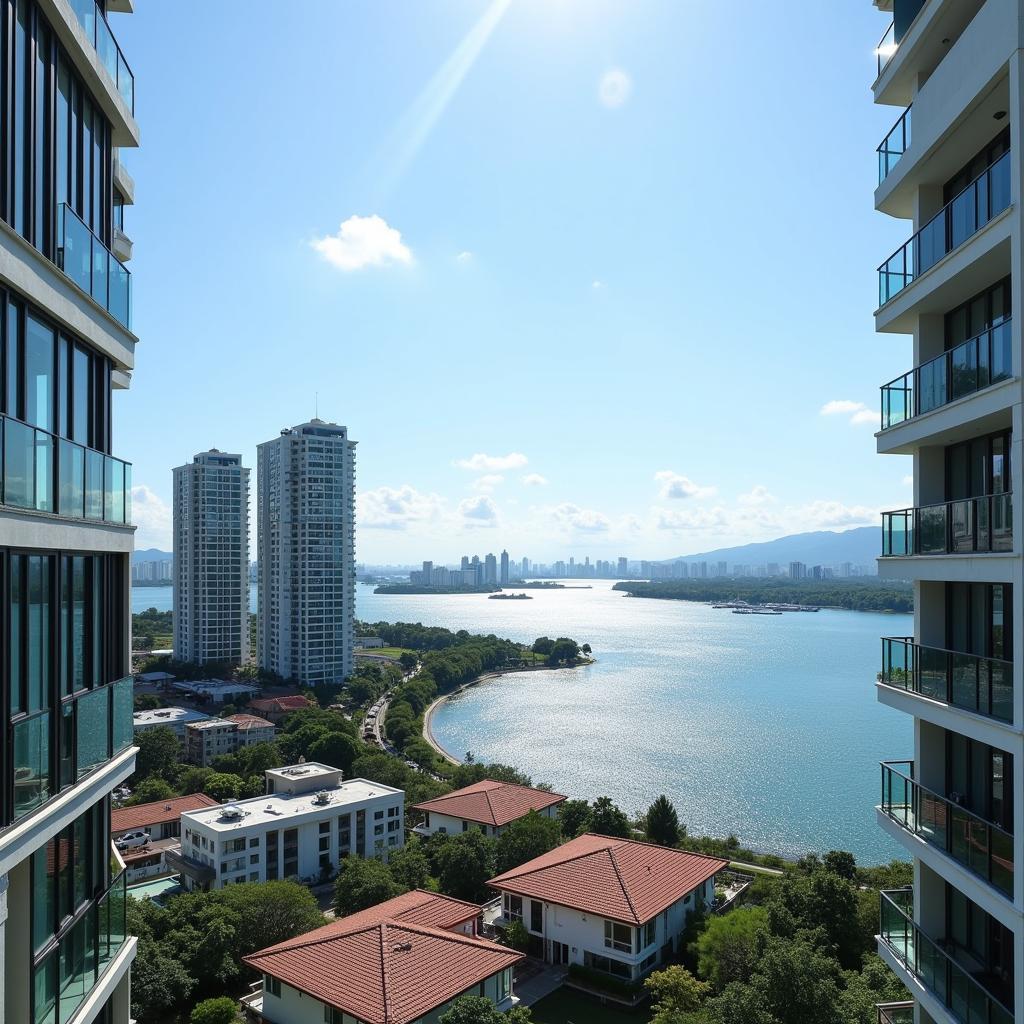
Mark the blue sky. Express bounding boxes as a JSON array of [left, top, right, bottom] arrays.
[[115, 1, 911, 563]]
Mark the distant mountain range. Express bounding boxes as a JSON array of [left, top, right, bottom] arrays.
[[669, 527, 881, 568], [133, 548, 172, 564]]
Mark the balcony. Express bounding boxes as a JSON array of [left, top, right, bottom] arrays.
[[880, 493, 1012, 557], [880, 321, 1012, 430], [879, 889, 1013, 1024], [876, 1003, 915, 1024], [880, 761, 1013, 898], [878, 151, 1011, 307], [879, 106, 912, 185], [877, 20, 898, 77], [880, 637, 1012, 724], [57, 205, 131, 329], [66, 0, 134, 113]]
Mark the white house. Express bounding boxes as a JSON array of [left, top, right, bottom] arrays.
[[133, 706, 212, 739], [411, 779, 566, 838], [168, 762, 404, 890], [489, 833, 727, 981], [241, 890, 523, 1024]]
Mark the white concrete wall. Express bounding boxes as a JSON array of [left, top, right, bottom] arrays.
[[419, 804, 559, 838]]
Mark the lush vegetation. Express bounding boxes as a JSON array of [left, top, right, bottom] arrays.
[[133, 607, 174, 650], [613, 579, 913, 613], [374, 584, 500, 594]]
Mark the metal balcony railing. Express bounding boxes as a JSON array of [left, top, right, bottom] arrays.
[[881, 494, 1012, 557], [878, 106, 912, 184]]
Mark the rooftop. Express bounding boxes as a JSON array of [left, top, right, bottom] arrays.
[[224, 713, 274, 730], [172, 680, 260, 696], [488, 833, 728, 925], [249, 695, 312, 712], [182, 778, 403, 832], [244, 904, 521, 1024], [112, 793, 219, 834], [133, 707, 211, 728], [411, 779, 566, 828]]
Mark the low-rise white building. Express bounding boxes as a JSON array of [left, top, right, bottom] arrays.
[[133, 706, 212, 739], [411, 779, 566, 838], [185, 714, 275, 767], [170, 763, 404, 890], [171, 679, 261, 705], [489, 834, 727, 981]]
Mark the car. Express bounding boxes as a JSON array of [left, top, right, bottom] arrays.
[[115, 830, 150, 851]]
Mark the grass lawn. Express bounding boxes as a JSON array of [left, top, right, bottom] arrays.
[[356, 647, 414, 659], [528, 988, 645, 1024]]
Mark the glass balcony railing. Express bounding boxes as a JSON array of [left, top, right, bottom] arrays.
[[13, 676, 133, 823], [879, 889, 1013, 1024], [881, 493, 1012, 556], [879, 106, 912, 184], [880, 321, 1012, 429], [876, 1003, 915, 1024], [880, 761, 1013, 898], [880, 637, 1012, 723], [876, 20, 898, 76], [66, 0, 134, 113], [0, 413, 131, 525], [56, 204, 131, 329], [33, 869, 129, 1024], [878, 151, 1011, 306]]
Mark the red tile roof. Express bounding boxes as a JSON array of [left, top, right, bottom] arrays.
[[411, 780, 566, 828], [249, 695, 311, 714], [488, 833, 728, 925], [111, 793, 219, 834], [224, 713, 274, 730], [244, 903, 522, 1024], [256, 891, 482, 955]]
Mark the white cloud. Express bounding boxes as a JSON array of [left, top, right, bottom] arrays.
[[820, 399, 876, 428], [131, 485, 172, 550], [473, 474, 504, 492], [357, 484, 443, 530], [456, 251, 474, 263], [458, 494, 498, 526], [654, 471, 716, 501], [455, 452, 528, 471], [737, 485, 776, 507], [550, 503, 611, 533], [591, 280, 605, 290], [598, 68, 632, 109], [655, 506, 729, 532], [312, 214, 412, 272], [792, 500, 877, 529], [521, 473, 548, 487]]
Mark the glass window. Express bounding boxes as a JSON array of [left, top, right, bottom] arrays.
[[77, 687, 110, 776], [59, 440, 84, 518], [5, 415, 34, 508], [13, 0, 28, 237], [604, 920, 632, 953], [25, 315, 54, 431], [34, 24, 49, 252], [13, 713, 50, 818], [5, 301, 19, 416], [56, 62, 70, 210], [33, 955, 57, 1024], [27, 556, 50, 712], [72, 345, 89, 444], [59, 910, 96, 1023], [32, 841, 55, 952]]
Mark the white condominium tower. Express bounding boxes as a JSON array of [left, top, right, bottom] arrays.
[[0, 0, 141, 1020], [257, 420, 356, 687], [173, 450, 251, 666], [872, 2, 1021, 1023]]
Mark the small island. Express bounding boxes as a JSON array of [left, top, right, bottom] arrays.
[[488, 592, 532, 600], [373, 584, 500, 595]]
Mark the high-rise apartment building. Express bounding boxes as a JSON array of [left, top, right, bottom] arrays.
[[0, 2, 140, 1020], [484, 552, 497, 585], [500, 549, 509, 585], [257, 420, 356, 687], [871, 3, 1020, 1022], [173, 450, 250, 666]]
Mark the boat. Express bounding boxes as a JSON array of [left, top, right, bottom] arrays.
[[732, 608, 782, 615], [489, 593, 533, 600]]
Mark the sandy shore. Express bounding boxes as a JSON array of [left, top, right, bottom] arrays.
[[421, 661, 592, 765]]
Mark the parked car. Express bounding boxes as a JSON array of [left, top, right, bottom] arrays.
[[115, 830, 150, 851]]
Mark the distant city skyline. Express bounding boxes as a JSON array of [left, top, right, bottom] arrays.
[[112, 3, 912, 563]]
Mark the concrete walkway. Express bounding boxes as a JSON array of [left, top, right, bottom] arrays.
[[514, 963, 568, 1007]]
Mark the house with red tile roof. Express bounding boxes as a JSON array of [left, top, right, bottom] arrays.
[[410, 779, 566, 838], [247, 694, 313, 723], [241, 890, 523, 1024], [488, 833, 728, 982]]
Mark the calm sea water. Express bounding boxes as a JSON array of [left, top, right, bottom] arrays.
[[132, 579, 911, 864]]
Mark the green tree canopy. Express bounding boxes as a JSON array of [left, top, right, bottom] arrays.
[[387, 843, 435, 891], [494, 810, 562, 875], [589, 796, 631, 838], [333, 857, 406, 917], [133, 726, 181, 783], [557, 798, 592, 838], [202, 773, 243, 802], [189, 996, 239, 1024], [696, 906, 771, 992], [439, 996, 532, 1024], [433, 830, 496, 902], [645, 964, 710, 1023], [645, 794, 682, 846]]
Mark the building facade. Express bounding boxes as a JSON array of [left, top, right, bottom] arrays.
[[172, 449, 250, 666], [411, 780, 566, 838], [871, 3, 1023, 1023], [185, 714, 274, 767], [257, 420, 356, 687], [169, 763, 404, 891], [0, 1, 141, 1021]]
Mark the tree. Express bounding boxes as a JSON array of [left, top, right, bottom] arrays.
[[333, 857, 406, 916], [307, 730, 360, 774], [400, 652, 418, 672], [558, 798, 592, 838], [134, 693, 162, 711], [823, 850, 857, 881], [178, 766, 214, 795], [531, 637, 554, 656], [645, 794, 682, 846], [202, 773, 243, 802], [494, 811, 561, 874], [130, 940, 196, 1021], [645, 965, 710, 1022], [189, 996, 239, 1024], [128, 777, 177, 804], [501, 919, 530, 952], [581, 643, 592, 656], [388, 843, 434, 891], [218, 880, 324, 954], [589, 796, 631, 838], [133, 726, 181, 783], [547, 637, 580, 665], [433, 830, 496, 902], [696, 906, 770, 991], [439, 996, 532, 1024]]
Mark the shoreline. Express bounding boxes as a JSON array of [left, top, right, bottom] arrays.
[[422, 661, 590, 766]]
